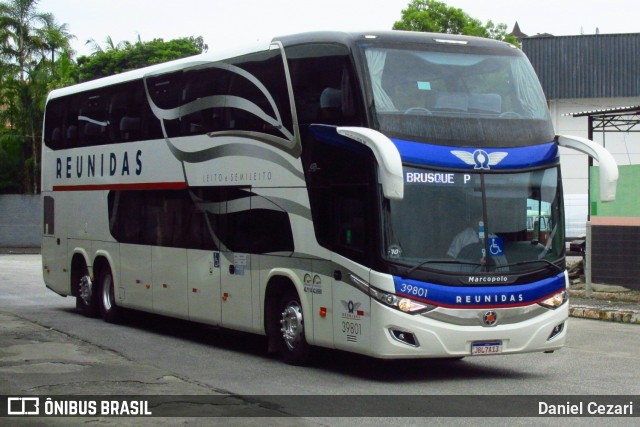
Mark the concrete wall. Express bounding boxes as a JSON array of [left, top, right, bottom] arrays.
[[0, 195, 41, 247]]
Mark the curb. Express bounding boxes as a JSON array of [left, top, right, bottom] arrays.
[[569, 305, 640, 324]]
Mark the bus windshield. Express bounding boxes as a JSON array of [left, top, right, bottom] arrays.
[[382, 166, 565, 275], [360, 43, 554, 146]]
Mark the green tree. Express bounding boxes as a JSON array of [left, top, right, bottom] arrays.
[[0, 133, 25, 193], [0, 0, 75, 193], [77, 36, 208, 81], [393, 0, 519, 46]]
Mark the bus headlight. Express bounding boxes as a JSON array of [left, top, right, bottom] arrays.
[[369, 285, 435, 314], [538, 290, 567, 309], [349, 273, 435, 314]]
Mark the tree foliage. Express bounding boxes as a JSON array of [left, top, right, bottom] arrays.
[[0, 0, 73, 193], [2, 0, 518, 194], [76, 36, 208, 82], [393, 0, 519, 46], [0, 0, 208, 193]]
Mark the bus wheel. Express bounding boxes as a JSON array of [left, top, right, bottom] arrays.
[[98, 266, 120, 323], [276, 289, 311, 365], [76, 269, 98, 317]]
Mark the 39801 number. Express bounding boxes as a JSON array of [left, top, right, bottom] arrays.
[[399, 283, 428, 298], [342, 321, 361, 335]]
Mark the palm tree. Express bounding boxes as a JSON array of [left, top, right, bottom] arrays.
[[39, 19, 75, 66], [85, 35, 138, 54], [0, 0, 52, 80], [0, 0, 75, 193]]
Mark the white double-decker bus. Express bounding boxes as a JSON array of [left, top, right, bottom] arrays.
[[42, 31, 618, 364]]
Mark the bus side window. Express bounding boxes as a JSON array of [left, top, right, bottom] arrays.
[[109, 84, 145, 143], [64, 96, 80, 148], [304, 131, 375, 265], [145, 71, 183, 138], [44, 98, 65, 150], [225, 49, 294, 140], [335, 190, 367, 254], [286, 43, 361, 127], [180, 67, 230, 136], [79, 92, 109, 146]]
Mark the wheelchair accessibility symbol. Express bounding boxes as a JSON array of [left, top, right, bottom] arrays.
[[489, 237, 504, 256]]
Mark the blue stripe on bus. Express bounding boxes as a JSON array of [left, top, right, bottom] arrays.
[[393, 273, 566, 308], [391, 138, 558, 170]]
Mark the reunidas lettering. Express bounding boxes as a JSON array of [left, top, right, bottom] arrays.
[[55, 150, 142, 179], [455, 293, 524, 304]]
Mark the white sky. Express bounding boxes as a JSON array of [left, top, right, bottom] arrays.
[[39, 0, 640, 57]]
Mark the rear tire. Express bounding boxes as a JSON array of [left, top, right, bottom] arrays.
[[76, 267, 98, 317], [273, 289, 311, 365], [98, 266, 120, 323]]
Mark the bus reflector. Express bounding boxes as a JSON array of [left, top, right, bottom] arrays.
[[320, 307, 327, 317]]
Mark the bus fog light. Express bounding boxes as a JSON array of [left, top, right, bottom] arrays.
[[548, 321, 565, 340], [389, 329, 419, 347]]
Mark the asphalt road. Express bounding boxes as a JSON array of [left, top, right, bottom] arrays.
[[1, 254, 639, 426]]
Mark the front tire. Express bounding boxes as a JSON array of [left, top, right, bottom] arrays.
[[275, 289, 311, 365], [98, 266, 120, 323]]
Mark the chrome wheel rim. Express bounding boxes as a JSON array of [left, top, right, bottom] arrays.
[[280, 300, 304, 351], [101, 274, 113, 312], [79, 275, 93, 305]]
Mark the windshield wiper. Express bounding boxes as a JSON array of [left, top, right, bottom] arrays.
[[406, 259, 482, 276], [500, 259, 563, 273]]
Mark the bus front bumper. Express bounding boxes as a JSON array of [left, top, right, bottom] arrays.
[[367, 301, 568, 359]]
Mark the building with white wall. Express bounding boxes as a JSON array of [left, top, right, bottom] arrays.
[[522, 33, 640, 236]]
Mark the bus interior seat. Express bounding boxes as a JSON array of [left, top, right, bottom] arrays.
[[65, 125, 77, 144], [393, 80, 428, 111], [469, 93, 502, 114], [120, 116, 141, 141], [434, 92, 469, 111], [51, 128, 61, 145], [83, 122, 102, 136], [319, 87, 342, 123], [435, 92, 503, 114], [82, 122, 107, 145]]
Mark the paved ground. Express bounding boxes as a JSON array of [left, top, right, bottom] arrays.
[[0, 312, 315, 425], [0, 251, 638, 424]]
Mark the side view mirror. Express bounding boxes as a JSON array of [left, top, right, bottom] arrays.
[[556, 135, 619, 202], [337, 127, 404, 200]]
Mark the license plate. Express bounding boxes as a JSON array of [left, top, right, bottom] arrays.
[[471, 341, 502, 355]]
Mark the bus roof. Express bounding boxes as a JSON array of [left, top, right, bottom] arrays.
[[46, 38, 271, 101], [47, 31, 515, 101], [274, 30, 515, 50]]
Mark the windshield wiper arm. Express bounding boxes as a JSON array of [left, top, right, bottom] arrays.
[[406, 259, 481, 276]]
